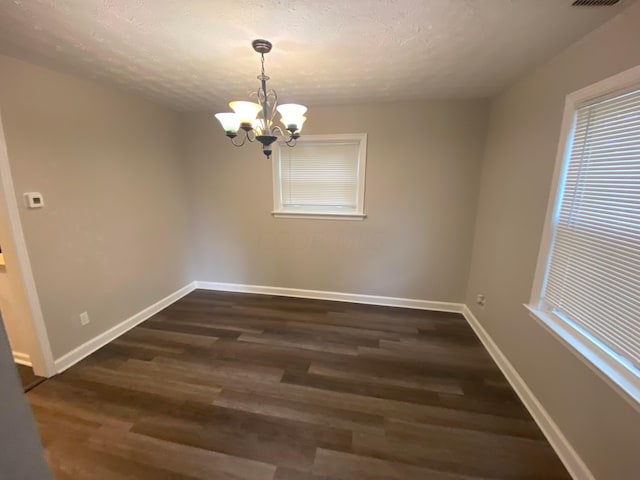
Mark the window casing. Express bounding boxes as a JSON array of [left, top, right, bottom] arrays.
[[272, 134, 367, 220], [528, 65, 640, 408]]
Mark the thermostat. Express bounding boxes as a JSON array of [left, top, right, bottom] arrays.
[[24, 192, 44, 209]]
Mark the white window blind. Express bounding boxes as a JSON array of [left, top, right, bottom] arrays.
[[542, 87, 640, 372], [280, 141, 360, 208], [273, 134, 367, 219]]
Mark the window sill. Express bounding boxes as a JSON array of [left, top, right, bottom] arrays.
[[271, 211, 367, 221], [524, 304, 640, 412]]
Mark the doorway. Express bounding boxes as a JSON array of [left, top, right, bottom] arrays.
[[0, 110, 55, 377]]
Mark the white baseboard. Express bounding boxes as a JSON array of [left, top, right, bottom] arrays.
[[195, 281, 464, 313], [461, 305, 594, 480], [54, 282, 196, 373], [13, 351, 31, 367]]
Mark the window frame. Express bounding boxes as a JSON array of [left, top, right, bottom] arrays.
[[271, 133, 368, 220], [527, 64, 640, 410]]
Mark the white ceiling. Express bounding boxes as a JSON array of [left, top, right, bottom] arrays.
[[0, 0, 630, 111]]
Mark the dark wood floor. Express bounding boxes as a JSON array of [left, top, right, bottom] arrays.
[[27, 290, 571, 479], [16, 363, 46, 392]]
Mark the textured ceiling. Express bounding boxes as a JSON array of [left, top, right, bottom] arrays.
[[0, 0, 630, 111]]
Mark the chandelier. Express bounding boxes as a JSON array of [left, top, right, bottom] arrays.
[[214, 39, 308, 159]]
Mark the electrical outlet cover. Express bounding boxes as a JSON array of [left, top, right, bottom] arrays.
[[24, 192, 44, 208]]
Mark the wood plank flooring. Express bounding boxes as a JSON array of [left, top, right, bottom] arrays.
[[27, 290, 571, 479], [16, 363, 46, 392]]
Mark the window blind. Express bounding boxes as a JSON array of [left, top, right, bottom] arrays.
[[279, 141, 360, 208], [543, 88, 640, 371]]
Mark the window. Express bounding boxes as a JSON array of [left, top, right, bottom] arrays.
[[529, 65, 640, 406], [272, 134, 367, 220]]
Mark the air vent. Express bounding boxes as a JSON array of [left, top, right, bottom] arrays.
[[572, 0, 619, 5]]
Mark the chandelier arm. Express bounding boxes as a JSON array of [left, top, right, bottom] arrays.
[[257, 85, 269, 131], [247, 129, 256, 142], [253, 88, 262, 105], [271, 125, 286, 137], [230, 130, 247, 147], [285, 137, 297, 147], [258, 52, 272, 136], [267, 89, 278, 128]]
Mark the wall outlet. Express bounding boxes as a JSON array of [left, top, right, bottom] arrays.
[[476, 294, 486, 307], [79, 311, 90, 326]]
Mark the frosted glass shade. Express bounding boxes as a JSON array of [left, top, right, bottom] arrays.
[[214, 113, 240, 133], [277, 103, 308, 130], [230, 101, 263, 124], [282, 115, 306, 133]]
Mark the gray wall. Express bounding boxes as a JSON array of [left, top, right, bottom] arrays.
[[0, 316, 52, 480], [465, 3, 640, 479], [0, 55, 192, 360], [182, 100, 489, 303]]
